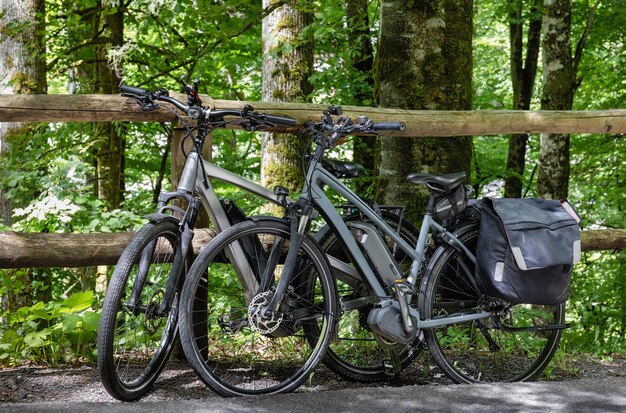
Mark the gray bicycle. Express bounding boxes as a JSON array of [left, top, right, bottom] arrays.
[[178, 106, 568, 396], [98, 81, 298, 401]]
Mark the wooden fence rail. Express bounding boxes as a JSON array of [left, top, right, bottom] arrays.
[[1, 93, 626, 136], [1, 229, 625, 269]]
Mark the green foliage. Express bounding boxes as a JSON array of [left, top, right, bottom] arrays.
[[0, 0, 624, 366], [0, 291, 100, 365], [564, 252, 626, 355]]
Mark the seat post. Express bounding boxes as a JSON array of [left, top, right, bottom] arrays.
[[425, 196, 436, 216]]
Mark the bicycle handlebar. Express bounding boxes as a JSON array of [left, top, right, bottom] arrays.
[[371, 122, 406, 131], [120, 84, 149, 97], [120, 83, 297, 127], [264, 114, 298, 127], [308, 108, 406, 148]]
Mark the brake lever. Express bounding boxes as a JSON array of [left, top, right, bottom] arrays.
[[137, 95, 159, 111]]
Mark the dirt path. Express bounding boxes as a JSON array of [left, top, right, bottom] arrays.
[[1, 353, 625, 403]]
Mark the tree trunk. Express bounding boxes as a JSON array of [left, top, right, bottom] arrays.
[[504, 0, 541, 198], [375, 0, 473, 222], [537, 0, 599, 200], [0, 0, 47, 226], [345, 0, 376, 195], [261, 0, 313, 195], [93, 1, 125, 209], [538, 0, 575, 199]]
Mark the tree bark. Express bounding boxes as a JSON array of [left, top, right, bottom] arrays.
[[375, 0, 473, 222], [504, 0, 541, 198], [0, 0, 47, 311], [538, 0, 575, 199], [0, 0, 47, 226], [261, 0, 313, 195]]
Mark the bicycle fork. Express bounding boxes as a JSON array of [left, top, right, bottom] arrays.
[[126, 194, 201, 318], [264, 200, 313, 316]]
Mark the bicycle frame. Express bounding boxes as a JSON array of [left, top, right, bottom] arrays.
[[300, 160, 491, 329], [165, 151, 282, 294]]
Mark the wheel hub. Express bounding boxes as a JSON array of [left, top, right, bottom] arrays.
[[144, 289, 165, 335]]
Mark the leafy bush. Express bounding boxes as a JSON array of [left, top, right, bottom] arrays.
[[563, 251, 626, 355], [0, 291, 100, 365]]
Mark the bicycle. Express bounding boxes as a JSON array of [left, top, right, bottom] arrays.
[[178, 106, 568, 396], [97, 80, 298, 401], [97, 84, 416, 400]]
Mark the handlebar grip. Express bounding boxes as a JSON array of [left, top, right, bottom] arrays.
[[120, 84, 148, 96], [372, 122, 406, 131], [264, 114, 297, 126]]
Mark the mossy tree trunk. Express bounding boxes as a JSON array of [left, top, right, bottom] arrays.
[[93, 1, 125, 210], [68, 1, 125, 291], [375, 0, 473, 223], [504, 0, 541, 198], [345, 0, 376, 195], [69, 1, 125, 210], [261, 0, 313, 196], [0, 0, 47, 227]]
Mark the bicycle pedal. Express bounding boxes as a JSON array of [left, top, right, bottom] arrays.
[[382, 360, 396, 378]]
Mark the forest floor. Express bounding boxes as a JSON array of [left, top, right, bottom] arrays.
[[1, 352, 625, 403]]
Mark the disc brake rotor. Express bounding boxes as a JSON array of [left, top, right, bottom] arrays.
[[248, 291, 283, 334], [144, 289, 165, 335]]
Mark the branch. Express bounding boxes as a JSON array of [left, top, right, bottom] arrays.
[[46, 28, 109, 71], [573, 0, 601, 77], [136, 1, 289, 86]]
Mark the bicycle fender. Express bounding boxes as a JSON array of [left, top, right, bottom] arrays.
[[247, 215, 288, 225], [144, 212, 180, 225], [421, 223, 479, 289]]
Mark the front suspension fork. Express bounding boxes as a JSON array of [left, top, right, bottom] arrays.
[[265, 201, 313, 314], [127, 193, 201, 317]]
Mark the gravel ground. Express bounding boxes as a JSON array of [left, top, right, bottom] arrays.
[[1, 352, 625, 403]]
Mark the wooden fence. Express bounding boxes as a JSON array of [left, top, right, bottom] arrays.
[[1, 93, 625, 269]]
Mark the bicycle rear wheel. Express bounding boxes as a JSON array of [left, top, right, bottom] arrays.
[[419, 227, 564, 383], [98, 220, 189, 401], [178, 219, 337, 397]]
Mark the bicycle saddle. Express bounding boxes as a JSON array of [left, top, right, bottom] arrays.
[[406, 172, 466, 190], [320, 158, 365, 179]]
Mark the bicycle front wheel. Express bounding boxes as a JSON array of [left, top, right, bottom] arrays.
[[98, 220, 189, 401], [419, 227, 564, 383], [178, 219, 337, 397]]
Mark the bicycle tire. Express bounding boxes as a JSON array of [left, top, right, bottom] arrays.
[[178, 219, 337, 397], [314, 211, 424, 381], [419, 226, 565, 383], [98, 220, 191, 401]]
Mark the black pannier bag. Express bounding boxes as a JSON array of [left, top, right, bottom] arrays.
[[476, 198, 581, 305]]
